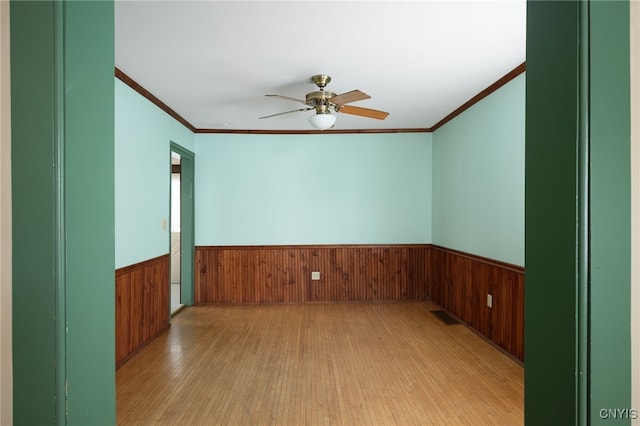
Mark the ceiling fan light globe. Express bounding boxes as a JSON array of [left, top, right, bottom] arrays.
[[309, 113, 336, 130]]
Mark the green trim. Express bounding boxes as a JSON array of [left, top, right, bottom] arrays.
[[577, 0, 590, 423], [11, 1, 115, 424], [525, 1, 581, 423], [171, 142, 195, 307], [11, 2, 58, 423], [588, 1, 631, 423], [526, 1, 632, 423], [54, 1, 67, 422], [63, 1, 115, 424]]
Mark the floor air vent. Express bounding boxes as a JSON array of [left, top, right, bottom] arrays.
[[430, 310, 460, 326]]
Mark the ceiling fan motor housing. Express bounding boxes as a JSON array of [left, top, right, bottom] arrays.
[[306, 91, 337, 112]]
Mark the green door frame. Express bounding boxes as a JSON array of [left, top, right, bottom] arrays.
[[525, 1, 631, 424], [170, 143, 195, 307], [9, 1, 632, 424], [10, 1, 115, 424]]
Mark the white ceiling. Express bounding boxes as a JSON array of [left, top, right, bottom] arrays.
[[115, 1, 526, 132]]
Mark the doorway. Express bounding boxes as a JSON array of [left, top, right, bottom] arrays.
[[170, 143, 195, 316], [170, 152, 183, 314]]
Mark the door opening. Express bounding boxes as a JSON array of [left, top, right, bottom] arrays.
[[170, 143, 195, 315], [170, 152, 183, 315]]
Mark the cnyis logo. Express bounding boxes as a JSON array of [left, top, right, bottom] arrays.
[[599, 408, 639, 420]]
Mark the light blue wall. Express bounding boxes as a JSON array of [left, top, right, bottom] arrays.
[[194, 133, 432, 245], [115, 78, 194, 268], [115, 73, 523, 262], [432, 74, 525, 266]]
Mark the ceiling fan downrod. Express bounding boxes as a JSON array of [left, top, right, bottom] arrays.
[[311, 74, 331, 90]]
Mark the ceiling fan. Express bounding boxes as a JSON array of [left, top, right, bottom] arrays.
[[259, 74, 389, 130]]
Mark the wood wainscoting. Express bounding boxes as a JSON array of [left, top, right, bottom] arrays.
[[195, 245, 432, 304], [194, 244, 524, 361], [429, 245, 524, 361], [116, 254, 170, 367], [114, 246, 523, 366]]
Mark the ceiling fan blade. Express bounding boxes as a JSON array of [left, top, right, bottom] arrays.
[[338, 105, 389, 120], [329, 90, 371, 106], [259, 107, 313, 119], [265, 94, 307, 104]]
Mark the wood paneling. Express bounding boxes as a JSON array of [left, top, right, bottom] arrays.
[[195, 245, 431, 304], [116, 255, 170, 367], [194, 244, 524, 361], [429, 245, 524, 361]]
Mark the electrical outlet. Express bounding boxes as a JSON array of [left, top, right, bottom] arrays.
[[311, 271, 320, 280], [487, 294, 493, 308]]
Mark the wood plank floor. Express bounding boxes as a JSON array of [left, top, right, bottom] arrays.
[[116, 302, 523, 425]]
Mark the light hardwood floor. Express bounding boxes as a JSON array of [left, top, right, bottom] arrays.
[[116, 302, 523, 425]]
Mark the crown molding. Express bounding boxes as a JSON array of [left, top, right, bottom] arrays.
[[115, 62, 525, 135], [194, 128, 433, 134], [430, 62, 526, 132], [115, 68, 196, 133]]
